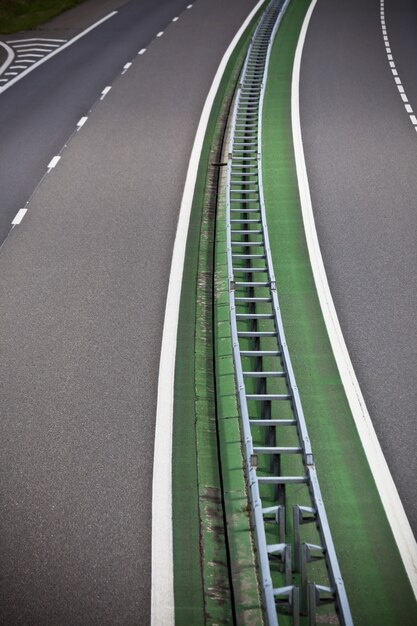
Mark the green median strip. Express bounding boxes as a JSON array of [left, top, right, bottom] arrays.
[[173, 5, 266, 624], [262, 0, 417, 624]]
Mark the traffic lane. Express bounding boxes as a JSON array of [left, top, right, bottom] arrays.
[[0, 0, 193, 245], [0, 0, 260, 623], [299, 0, 417, 535], [385, 0, 417, 113]]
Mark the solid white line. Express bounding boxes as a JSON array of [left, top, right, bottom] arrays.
[[47, 155, 61, 170], [12, 208, 27, 225], [7, 37, 66, 43], [16, 53, 46, 59], [292, 0, 417, 600], [150, 1, 267, 624], [12, 43, 61, 49], [138, 48, 146, 55], [0, 41, 15, 75], [0, 11, 117, 94]]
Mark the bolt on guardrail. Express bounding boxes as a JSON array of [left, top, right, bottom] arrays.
[[225, 1, 354, 624]]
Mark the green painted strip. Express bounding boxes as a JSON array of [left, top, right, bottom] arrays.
[[173, 6, 266, 625], [262, 0, 417, 624]]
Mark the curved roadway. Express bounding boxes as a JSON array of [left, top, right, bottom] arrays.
[[0, 0, 259, 623], [300, 0, 417, 536]]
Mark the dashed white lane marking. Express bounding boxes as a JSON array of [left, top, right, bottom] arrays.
[[156, 31, 164, 38], [292, 0, 417, 600], [138, 48, 146, 55], [77, 116, 88, 129], [47, 155, 61, 170], [12, 208, 27, 225], [380, 0, 417, 130], [100, 86, 111, 99], [172, 16, 179, 22], [121, 61, 132, 74], [186, 3, 193, 8]]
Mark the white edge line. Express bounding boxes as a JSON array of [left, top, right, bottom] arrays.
[[11, 208, 27, 225], [0, 41, 15, 75], [291, 0, 417, 599], [150, 1, 267, 624], [0, 11, 117, 94]]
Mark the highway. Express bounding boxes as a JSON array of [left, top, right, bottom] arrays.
[[0, 0, 195, 244], [300, 0, 417, 536], [0, 0, 259, 623]]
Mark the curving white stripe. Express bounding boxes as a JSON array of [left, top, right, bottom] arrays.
[[150, 1, 267, 624], [291, 0, 417, 600], [0, 41, 15, 76]]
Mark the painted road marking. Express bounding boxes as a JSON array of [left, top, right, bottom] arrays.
[[186, 4, 193, 8], [0, 12, 117, 94], [151, 1, 268, 624], [0, 41, 15, 75], [293, 0, 417, 600], [7, 37, 65, 43], [410, 115, 417, 125], [100, 86, 111, 99], [380, 0, 416, 133], [12, 208, 27, 225], [172, 17, 179, 22], [138, 48, 146, 55], [47, 155, 61, 170], [77, 116, 88, 129], [156, 31, 164, 38]]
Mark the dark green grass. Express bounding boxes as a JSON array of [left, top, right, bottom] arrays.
[[0, 0, 87, 33]]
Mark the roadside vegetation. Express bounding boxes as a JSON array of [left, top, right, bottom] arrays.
[[0, 0, 87, 33]]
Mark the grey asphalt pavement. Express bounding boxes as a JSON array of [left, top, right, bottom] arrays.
[[0, 0, 195, 244], [300, 0, 417, 535], [0, 0, 259, 623]]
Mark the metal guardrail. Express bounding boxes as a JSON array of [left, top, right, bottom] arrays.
[[225, 1, 354, 624]]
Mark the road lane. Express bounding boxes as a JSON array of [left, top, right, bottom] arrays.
[[299, 0, 417, 535], [0, 0, 260, 623], [0, 0, 194, 245]]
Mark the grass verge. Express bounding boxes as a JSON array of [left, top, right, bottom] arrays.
[[262, 0, 417, 623], [0, 0, 87, 33]]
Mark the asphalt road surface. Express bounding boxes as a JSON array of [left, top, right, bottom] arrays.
[[300, 0, 417, 536], [0, 0, 259, 623], [0, 0, 196, 244]]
